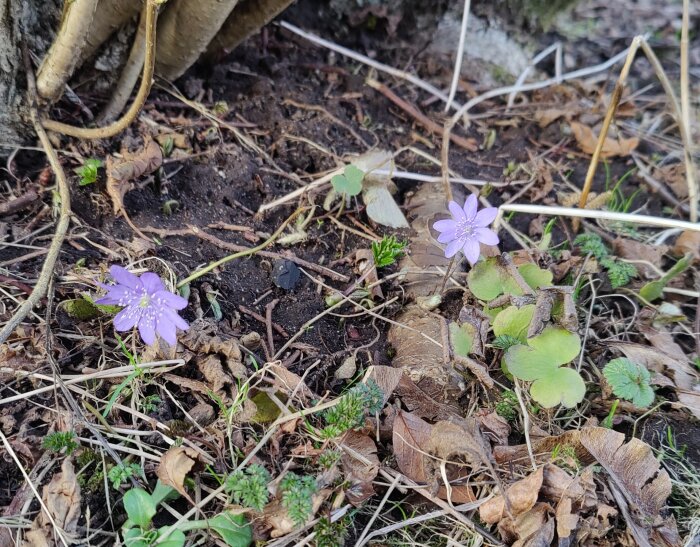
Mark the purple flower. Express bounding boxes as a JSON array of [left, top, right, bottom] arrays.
[[96, 265, 189, 346], [432, 194, 499, 265]]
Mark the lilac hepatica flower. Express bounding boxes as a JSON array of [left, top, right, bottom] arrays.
[[97, 265, 188, 346], [433, 194, 499, 265]]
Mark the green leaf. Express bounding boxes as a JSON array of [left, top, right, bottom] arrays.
[[154, 528, 186, 547], [492, 304, 535, 343], [504, 327, 584, 409], [331, 165, 364, 197], [518, 263, 553, 290], [251, 391, 282, 423], [603, 358, 654, 407], [63, 297, 100, 320], [467, 258, 524, 301], [208, 512, 253, 547], [76, 158, 103, 186], [123, 488, 156, 528], [150, 480, 179, 507], [449, 322, 474, 357], [530, 367, 586, 408], [122, 527, 150, 547], [639, 253, 693, 301]]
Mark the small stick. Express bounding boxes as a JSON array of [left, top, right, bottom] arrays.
[[679, 0, 697, 222], [265, 298, 279, 356], [444, 0, 471, 113], [41, 0, 165, 139], [0, 189, 39, 216], [576, 36, 643, 229], [238, 304, 289, 337], [366, 78, 477, 152], [439, 256, 456, 294]]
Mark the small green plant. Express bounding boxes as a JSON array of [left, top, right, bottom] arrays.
[[495, 390, 519, 422], [108, 462, 144, 490], [225, 464, 271, 511], [605, 164, 639, 214], [121, 480, 253, 547], [320, 380, 383, 439], [317, 449, 341, 469], [639, 253, 693, 302], [603, 358, 654, 407], [371, 235, 406, 268], [42, 431, 79, 455], [331, 165, 364, 198], [314, 516, 349, 547], [279, 473, 317, 526], [504, 327, 585, 408], [491, 334, 522, 352], [140, 394, 162, 413], [574, 233, 637, 288], [75, 158, 103, 186]]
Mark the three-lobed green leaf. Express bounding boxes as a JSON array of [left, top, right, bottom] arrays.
[[504, 327, 585, 408], [492, 304, 535, 343], [603, 357, 654, 407], [468, 258, 553, 301], [331, 165, 364, 197]]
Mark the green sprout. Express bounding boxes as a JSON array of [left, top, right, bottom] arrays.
[[603, 357, 654, 407], [224, 464, 271, 511], [108, 462, 144, 490], [574, 233, 637, 288], [371, 235, 406, 268], [320, 380, 383, 439], [331, 165, 364, 197], [279, 473, 317, 527], [42, 431, 79, 455], [495, 390, 519, 422], [75, 158, 103, 186]]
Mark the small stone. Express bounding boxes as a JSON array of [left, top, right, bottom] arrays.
[[272, 259, 300, 290]]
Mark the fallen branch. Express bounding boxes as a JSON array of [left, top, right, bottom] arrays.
[[0, 189, 39, 216]]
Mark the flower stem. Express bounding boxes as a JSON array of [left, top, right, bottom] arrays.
[[177, 207, 306, 288], [439, 256, 456, 294]]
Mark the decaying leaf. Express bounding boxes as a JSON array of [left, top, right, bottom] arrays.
[[570, 121, 639, 158], [25, 459, 81, 546], [672, 230, 700, 261], [613, 238, 668, 279], [580, 428, 681, 547], [394, 373, 461, 420], [340, 431, 379, 505], [480, 466, 543, 525], [106, 139, 162, 214], [156, 446, 198, 502], [365, 365, 404, 407], [393, 409, 432, 483]]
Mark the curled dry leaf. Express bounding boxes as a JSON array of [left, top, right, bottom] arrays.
[[353, 149, 409, 229], [365, 365, 404, 407], [394, 373, 461, 421], [613, 238, 668, 279], [25, 459, 81, 546], [570, 121, 639, 158], [479, 466, 543, 525], [106, 139, 162, 214], [156, 446, 199, 503], [500, 503, 554, 546], [340, 431, 379, 505], [672, 230, 700, 262], [580, 428, 681, 547]]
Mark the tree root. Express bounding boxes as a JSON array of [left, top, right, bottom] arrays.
[[154, 0, 239, 81], [76, 0, 141, 69], [36, 0, 99, 102], [41, 0, 161, 140], [206, 0, 294, 59], [97, 5, 148, 123]]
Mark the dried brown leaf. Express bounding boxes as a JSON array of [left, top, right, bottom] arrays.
[[340, 431, 379, 505], [613, 238, 668, 279], [579, 428, 680, 546], [106, 139, 162, 214], [479, 466, 544, 524], [570, 121, 639, 158], [555, 497, 579, 539], [477, 410, 510, 446], [672, 230, 700, 261], [366, 365, 404, 407], [393, 410, 432, 483], [156, 446, 198, 502], [394, 374, 461, 420], [25, 459, 81, 546]]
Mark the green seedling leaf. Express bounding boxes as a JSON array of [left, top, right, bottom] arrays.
[[122, 527, 150, 547], [639, 252, 693, 301], [251, 391, 282, 423], [150, 480, 179, 506], [449, 322, 475, 357], [154, 528, 186, 547], [468, 257, 524, 300], [492, 304, 535, 343], [603, 358, 654, 407], [208, 512, 253, 547], [504, 327, 584, 408], [76, 158, 103, 186], [331, 165, 364, 197], [518, 263, 553, 290], [529, 367, 586, 408], [123, 488, 156, 528]]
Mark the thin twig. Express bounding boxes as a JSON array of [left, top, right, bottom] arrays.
[[496, 203, 700, 232], [444, 0, 471, 113], [0, 51, 71, 345], [679, 0, 697, 222]]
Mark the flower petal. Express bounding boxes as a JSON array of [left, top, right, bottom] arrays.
[[437, 230, 457, 244], [156, 316, 177, 347], [141, 272, 166, 295], [113, 306, 141, 331], [448, 201, 466, 222], [463, 194, 478, 220], [474, 207, 498, 227], [444, 239, 463, 258], [433, 219, 457, 233], [138, 309, 157, 346], [109, 266, 141, 290], [163, 307, 189, 331], [462, 239, 481, 265], [475, 227, 499, 246], [96, 285, 136, 306], [154, 290, 188, 311]]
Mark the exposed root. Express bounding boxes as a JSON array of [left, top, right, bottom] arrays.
[[76, 0, 141, 69], [206, 0, 294, 58], [36, 0, 99, 102], [154, 0, 239, 81], [41, 0, 161, 139]]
